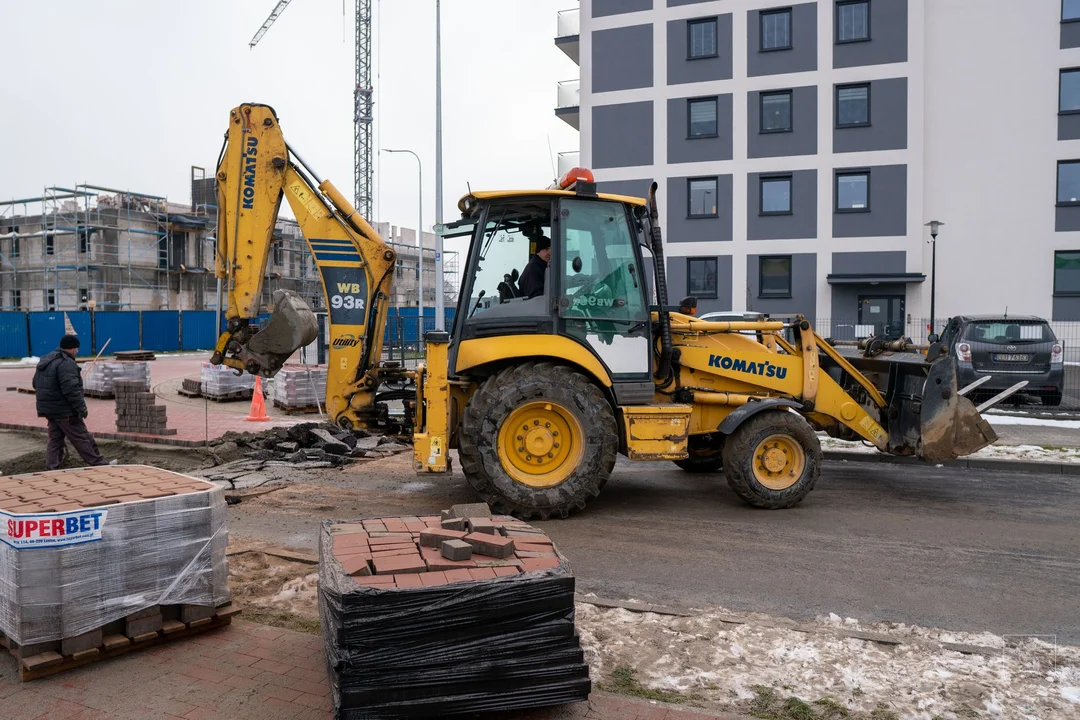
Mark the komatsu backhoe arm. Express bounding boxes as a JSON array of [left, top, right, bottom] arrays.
[[212, 103, 396, 428]]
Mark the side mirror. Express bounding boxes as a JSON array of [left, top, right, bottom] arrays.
[[927, 333, 940, 344], [572, 256, 583, 273]]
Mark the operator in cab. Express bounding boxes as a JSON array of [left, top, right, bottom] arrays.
[[518, 236, 551, 299]]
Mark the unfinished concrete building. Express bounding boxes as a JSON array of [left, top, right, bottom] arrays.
[[1, 177, 457, 315]]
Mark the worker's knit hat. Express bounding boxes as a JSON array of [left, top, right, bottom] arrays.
[[59, 335, 80, 350]]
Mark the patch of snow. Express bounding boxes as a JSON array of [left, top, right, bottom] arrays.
[[577, 602, 1080, 719], [985, 415, 1080, 429], [820, 435, 1080, 465]]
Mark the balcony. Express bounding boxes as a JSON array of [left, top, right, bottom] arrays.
[[557, 152, 580, 178], [555, 8, 580, 64], [555, 79, 580, 130]]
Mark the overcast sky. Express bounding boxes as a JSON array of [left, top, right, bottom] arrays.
[[0, 0, 580, 234]]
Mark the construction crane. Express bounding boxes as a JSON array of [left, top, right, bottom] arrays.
[[248, 0, 374, 218]]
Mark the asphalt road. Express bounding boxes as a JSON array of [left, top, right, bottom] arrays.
[[228, 456, 1080, 643]]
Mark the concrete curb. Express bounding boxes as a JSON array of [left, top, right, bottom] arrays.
[[0, 421, 207, 448], [824, 450, 1080, 475]]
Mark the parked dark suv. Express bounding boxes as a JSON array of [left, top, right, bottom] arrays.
[[938, 315, 1064, 406]]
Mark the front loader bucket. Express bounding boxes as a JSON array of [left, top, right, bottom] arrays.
[[240, 290, 319, 376], [916, 356, 997, 463]]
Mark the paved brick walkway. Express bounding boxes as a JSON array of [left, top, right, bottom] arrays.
[[0, 356, 304, 446], [0, 620, 735, 720]]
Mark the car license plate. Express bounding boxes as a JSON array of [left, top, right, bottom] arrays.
[[994, 353, 1030, 362]]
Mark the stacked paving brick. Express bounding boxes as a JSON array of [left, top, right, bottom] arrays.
[[83, 361, 150, 398], [200, 362, 255, 401], [318, 504, 590, 718], [114, 381, 174, 435], [272, 364, 327, 411], [0, 466, 233, 675]]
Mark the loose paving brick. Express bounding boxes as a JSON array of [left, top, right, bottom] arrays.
[[441, 539, 473, 561]]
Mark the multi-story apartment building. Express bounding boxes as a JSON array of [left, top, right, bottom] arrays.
[[556, 0, 1080, 338]]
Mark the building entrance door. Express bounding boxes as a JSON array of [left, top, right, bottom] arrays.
[[858, 295, 905, 338]]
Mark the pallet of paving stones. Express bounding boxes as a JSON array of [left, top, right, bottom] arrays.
[[200, 362, 256, 401], [0, 465, 232, 679], [177, 377, 203, 398], [272, 399, 322, 415], [84, 361, 151, 399], [272, 364, 327, 411], [318, 503, 590, 719]]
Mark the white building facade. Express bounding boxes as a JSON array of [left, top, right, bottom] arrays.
[[556, 0, 1080, 338]]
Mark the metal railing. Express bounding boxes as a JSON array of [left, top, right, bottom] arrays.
[[557, 8, 580, 38], [557, 80, 580, 110]]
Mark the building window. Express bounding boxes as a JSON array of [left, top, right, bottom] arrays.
[[11, 290, 21, 311], [688, 97, 719, 138], [46, 289, 55, 311], [688, 177, 719, 218], [760, 90, 793, 133], [760, 175, 792, 215], [1065, 0, 1080, 22], [688, 18, 718, 59], [10, 237, 19, 259], [687, 257, 718, 298], [1055, 251, 1080, 295], [837, 0, 870, 42], [1061, 69, 1080, 113], [836, 83, 870, 127], [836, 171, 870, 211], [759, 256, 792, 298], [45, 234, 54, 256], [760, 8, 792, 51], [1058, 160, 1080, 205]]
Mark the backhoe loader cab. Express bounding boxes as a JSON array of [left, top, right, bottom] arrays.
[[211, 104, 1007, 521]]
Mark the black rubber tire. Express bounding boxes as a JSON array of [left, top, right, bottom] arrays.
[[458, 362, 619, 520], [1043, 390, 1063, 407], [721, 411, 821, 509]]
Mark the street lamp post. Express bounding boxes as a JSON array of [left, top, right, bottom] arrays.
[[383, 149, 424, 338], [924, 220, 944, 340], [434, 0, 445, 331]]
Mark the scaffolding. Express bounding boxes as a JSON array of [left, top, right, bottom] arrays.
[[0, 185, 173, 311]]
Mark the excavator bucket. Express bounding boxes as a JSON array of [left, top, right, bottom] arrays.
[[238, 290, 319, 376], [915, 356, 998, 463]]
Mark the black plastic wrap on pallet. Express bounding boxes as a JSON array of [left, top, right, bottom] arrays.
[[317, 520, 591, 719]]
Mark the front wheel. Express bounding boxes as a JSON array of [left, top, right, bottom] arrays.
[[458, 362, 619, 520], [721, 412, 821, 509]]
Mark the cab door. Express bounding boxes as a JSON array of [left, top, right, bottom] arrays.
[[556, 197, 653, 403]]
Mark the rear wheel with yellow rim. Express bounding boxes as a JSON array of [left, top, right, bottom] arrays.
[[458, 362, 619, 520], [721, 411, 821, 509]]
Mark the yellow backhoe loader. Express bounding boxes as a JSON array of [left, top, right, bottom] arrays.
[[210, 103, 1009, 519]]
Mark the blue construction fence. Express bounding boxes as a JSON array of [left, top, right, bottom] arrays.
[[0, 311, 227, 359], [0, 307, 457, 359], [381, 307, 457, 348]]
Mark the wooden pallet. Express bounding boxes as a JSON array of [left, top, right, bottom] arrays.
[[12, 604, 241, 681], [176, 388, 203, 398], [113, 351, 156, 362], [84, 390, 116, 400], [201, 391, 253, 403], [272, 400, 322, 415]]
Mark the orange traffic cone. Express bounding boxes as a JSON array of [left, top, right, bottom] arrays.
[[246, 376, 271, 422]]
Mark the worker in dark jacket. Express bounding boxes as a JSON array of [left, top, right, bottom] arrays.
[[518, 236, 551, 299], [33, 335, 110, 470]]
